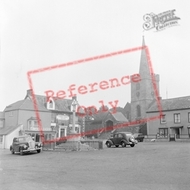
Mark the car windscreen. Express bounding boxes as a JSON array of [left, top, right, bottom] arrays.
[[18, 137, 26, 142]]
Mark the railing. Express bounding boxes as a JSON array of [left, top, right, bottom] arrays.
[[145, 134, 190, 142], [176, 134, 190, 139]]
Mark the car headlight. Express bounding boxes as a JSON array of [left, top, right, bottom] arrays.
[[38, 143, 41, 147], [23, 145, 28, 149]]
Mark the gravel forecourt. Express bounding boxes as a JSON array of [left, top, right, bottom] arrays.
[[0, 142, 190, 190]]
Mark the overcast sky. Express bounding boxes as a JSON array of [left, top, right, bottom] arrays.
[[1, 0, 190, 111]]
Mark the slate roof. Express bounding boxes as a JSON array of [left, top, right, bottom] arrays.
[[124, 102, 131, 112], [4, 99, 48, 112], [33, 94, 84, 113], [0, 112, 5, 119], [4, 90, 84, 113], [147, 96, 190, 112], [110, 107, 127, 116], [111, 112, 128, 122], [0, 125, 20, 135], [92, 110, 109, 121]]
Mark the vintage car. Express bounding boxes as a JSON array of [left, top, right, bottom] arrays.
[[133, 133, 145, 142], [105, 132, 138, 148], [10, 135, 42, 155]]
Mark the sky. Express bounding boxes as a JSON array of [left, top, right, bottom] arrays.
[[1, 0, 190, 111]]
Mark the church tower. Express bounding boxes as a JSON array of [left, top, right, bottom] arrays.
[[130, 36, 160, 123]]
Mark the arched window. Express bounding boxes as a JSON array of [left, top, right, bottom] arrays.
[[136, 105, 141, 118]]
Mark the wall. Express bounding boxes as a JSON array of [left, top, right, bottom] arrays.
[[18, 110, 51, 131], [4, 110, 19, 127], [0, 119, 4, 128], [4, 126, 21, 149], [0, 135, 4, 149]]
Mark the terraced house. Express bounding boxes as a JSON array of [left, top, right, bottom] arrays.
[[146, 96, 190, 141]]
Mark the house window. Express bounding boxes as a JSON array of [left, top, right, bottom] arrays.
[[188, 128, 190, 137], [49, 100, 53, 108], [28, 119, 39, 130], [188, 113, 190, 123], [8, 111, 13, 117], [0, 135, 3, 144], [160, 114, 166, 124], [47, 98, 55, 110], [34, 120, 38, 127], [174, 113, 180, 123], [159, 128, 168, 137], [28, 120, 32, 128]]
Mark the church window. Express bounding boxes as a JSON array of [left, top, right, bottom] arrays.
[[136, 105, 141, 118]]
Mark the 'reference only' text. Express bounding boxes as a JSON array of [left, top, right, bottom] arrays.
[[44, 73, 141, 102]]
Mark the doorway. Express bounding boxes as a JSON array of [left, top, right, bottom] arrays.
[[106, 120, 114, 131]]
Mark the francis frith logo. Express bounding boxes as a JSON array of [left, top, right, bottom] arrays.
[[143, 9, 180, 31]]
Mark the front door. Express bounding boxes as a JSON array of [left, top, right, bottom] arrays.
[[175, 128, 180, 138], [60, 128, 65, 137]]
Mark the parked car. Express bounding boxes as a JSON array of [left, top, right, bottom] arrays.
[[105, 132, 138, 148], [133, 133, 144, 142], [10, 135, 42, 155]]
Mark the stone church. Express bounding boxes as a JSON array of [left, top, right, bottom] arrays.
[[130, 36, 160, 123], [85, 36, 161, 136]]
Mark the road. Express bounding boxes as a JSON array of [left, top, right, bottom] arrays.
[[0, 142, 190, 190]]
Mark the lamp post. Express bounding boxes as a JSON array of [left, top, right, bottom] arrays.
[[71, 96, 78, 133]]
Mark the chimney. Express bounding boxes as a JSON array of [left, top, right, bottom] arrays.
[[158, 96, 162, 100], [27, 89, 32, 97]]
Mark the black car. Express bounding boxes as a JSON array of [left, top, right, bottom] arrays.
[[10, 135, 42, 155], [133, 133, 145, 142], [105, 132, 138, 148]]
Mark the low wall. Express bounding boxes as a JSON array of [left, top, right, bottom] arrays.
[[144, 138, 169, 142], [81, 140, 104, 149], [175, 139, 190, 142]]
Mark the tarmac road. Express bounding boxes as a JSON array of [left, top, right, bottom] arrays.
[[0, 142, 190, 190]]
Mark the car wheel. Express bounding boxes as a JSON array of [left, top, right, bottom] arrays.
[[115, 145, 119, 148], [37, 149, 41, 153], [106, 142, 111, 148], [19, 148, 23, 155], [121, 142, 126, 147], [130, 144, 135, 147], [11, 148, 15, 154]]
